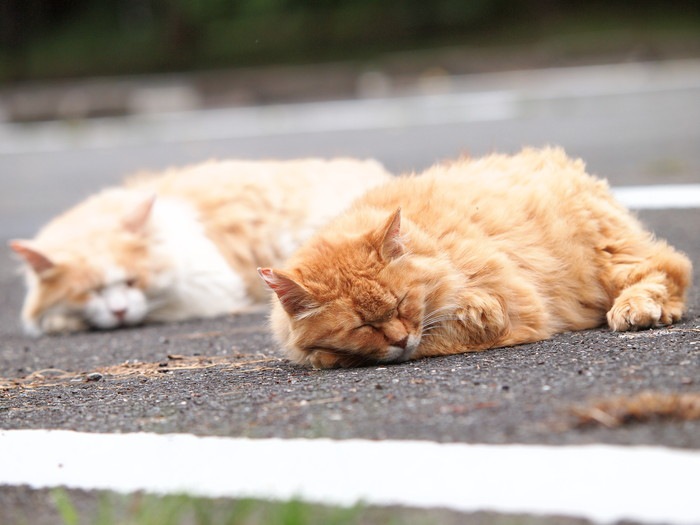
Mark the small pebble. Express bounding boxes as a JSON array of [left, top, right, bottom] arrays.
[[86, 372, 103, 382]]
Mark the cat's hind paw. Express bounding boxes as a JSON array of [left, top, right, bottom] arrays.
[[607, 295, 662, 331], [607, 279, 686, 332]]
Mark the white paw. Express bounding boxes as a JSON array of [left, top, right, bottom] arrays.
[[42, 314, 88, 334]]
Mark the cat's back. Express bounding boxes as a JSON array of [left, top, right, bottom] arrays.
[[32, 187, 142, 250], [129, 156, 390, 247], [354, 147, 616, 239], [127, 157, 389, 210]]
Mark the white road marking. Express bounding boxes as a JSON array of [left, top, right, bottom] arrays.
[[1, 429, 698, 524], [612, 184, 700, 209]]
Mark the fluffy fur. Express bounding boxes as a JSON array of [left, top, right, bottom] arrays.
[[10, 158, 391, 335], [260, 147, 692, 368]]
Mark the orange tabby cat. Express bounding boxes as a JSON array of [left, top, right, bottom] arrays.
[[259, 147, 692, 368], [10, 158, 390, 335]]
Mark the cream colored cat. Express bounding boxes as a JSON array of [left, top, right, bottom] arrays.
[[259, 147, 692, 368], [10, 158, 391, 335]]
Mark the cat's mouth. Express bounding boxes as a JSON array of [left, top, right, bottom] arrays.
[[382, 333, 421, 363]]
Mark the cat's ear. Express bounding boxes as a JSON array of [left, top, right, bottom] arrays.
[[8, 240, 55, 275], [258, 267, 318, 317], [123, 194, 156, 233], [377, 207, 405, 261]]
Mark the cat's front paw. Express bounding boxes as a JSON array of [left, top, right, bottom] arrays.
[[308, 350, 341, 369], [308, 350, 365, 369], [454, 292, 507, 342], [42, 314, 88, 334]]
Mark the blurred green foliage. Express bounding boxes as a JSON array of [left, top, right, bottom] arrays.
[[1, 0, 699, 81]]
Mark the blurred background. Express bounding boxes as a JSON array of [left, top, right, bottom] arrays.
[[6, 1, 699, 78], [1, 1, 700, 119], [1, 1, 699, 240]]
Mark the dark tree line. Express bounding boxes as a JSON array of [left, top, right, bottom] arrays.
[[1, 0, 698, 81]]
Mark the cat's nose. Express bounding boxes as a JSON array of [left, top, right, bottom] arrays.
[[112, 308, 127, 321], [393, 336, 409, 349]]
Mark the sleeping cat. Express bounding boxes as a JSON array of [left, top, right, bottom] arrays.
[[259, 147, 692, 368], [10, 158, 391, 335]]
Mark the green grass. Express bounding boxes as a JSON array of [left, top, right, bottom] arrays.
[[6, 487, 588, 525], [53, 489, 81, 525], [49, 489, 368, 525]]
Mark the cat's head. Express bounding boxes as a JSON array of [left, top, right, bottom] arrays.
[[9, 195, 156, 335], [260, 208, 445, 368]]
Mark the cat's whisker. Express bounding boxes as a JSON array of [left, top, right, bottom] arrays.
[[422, 314, 460, 331], [422, 305, 458, 325], [421, 325, 449, 336], [423, 304, 454, 317], [425, 314, 459, 324]]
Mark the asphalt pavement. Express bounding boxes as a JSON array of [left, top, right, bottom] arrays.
[[1, 60, 699, 524], [1, 206, 698, 446]]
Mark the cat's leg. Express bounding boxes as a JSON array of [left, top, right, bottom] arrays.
[[453, 290, 509, 344], [416, 288, 507, 358], [455, 270, 554, 348], [308, 349, 372, 369], [42, 313, 89, 334], [606, 245, 691, 331], [419, 284, 549, 357]]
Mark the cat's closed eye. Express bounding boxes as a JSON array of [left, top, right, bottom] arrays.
[[362, 310, 395, 327], [92, 278, 137, 294], [397, 293, 407, 308]]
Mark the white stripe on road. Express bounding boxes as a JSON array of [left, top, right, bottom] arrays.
[[612, 184, 700, 209], [1, 429, 699, 524]]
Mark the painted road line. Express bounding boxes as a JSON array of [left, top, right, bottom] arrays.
[[1, 430, 698, 524], [612, 184, 700, 209]]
